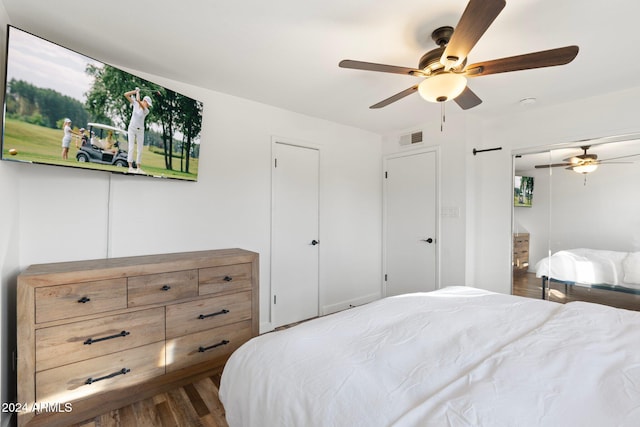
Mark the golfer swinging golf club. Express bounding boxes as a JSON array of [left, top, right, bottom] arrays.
[[124, 87, 152, 174]]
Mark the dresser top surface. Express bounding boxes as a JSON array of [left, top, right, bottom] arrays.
[[18, 248, 258, 286]]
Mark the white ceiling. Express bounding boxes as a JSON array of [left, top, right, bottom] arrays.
[[3, 0, 640, 134]]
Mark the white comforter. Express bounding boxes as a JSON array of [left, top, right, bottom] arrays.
[[218, 286, 640, 426], [535, 248, 638, 288]]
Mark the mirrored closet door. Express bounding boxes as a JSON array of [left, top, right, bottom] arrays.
[[512, 136, 640, 310], [512, 150, 551, 300]]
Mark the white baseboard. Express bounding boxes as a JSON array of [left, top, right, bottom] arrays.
[[260, 293, 381, 333], [321, 292, 380, 316], [259, 321, 274, 335]]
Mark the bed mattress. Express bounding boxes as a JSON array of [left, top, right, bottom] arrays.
[[219, 286, 640, 426]]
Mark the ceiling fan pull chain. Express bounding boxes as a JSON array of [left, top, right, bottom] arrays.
[[440, 102, 445, 132]]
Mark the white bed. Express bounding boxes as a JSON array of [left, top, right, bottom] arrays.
[[219, 286, 640, 426], [535, 249, 640, 296]]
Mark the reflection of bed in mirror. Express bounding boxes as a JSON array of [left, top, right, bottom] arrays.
[[536, 248, 640, 299]]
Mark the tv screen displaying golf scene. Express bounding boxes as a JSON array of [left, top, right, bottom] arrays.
[[1, 26, 203, 181], [514, 175, 534, 207]]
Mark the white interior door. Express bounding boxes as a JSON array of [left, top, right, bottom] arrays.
[[271, 142, 320, 328], [385, 150, 438, 296]]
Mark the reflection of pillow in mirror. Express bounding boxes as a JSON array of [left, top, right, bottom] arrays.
[[623, 252, 640, 285]]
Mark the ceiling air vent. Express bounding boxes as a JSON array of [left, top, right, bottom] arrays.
[[399, 131, 423, 146]]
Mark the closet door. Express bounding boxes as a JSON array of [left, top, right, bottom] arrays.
[[271, 142, 320, 328], [384, 150, 438, 296], [512, 138, 640, 307]]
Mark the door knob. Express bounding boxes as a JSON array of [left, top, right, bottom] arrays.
[[311, 240, 319, 246], [421, 238, 434, 244]]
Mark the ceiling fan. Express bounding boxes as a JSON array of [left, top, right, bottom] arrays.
[[339, 0, 579, 110], [534, 146, 638, 174]]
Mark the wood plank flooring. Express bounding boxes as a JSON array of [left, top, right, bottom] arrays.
[[71, 370, 228, 427], [513, 271, 640, 311], [73, 275, 640, 427]]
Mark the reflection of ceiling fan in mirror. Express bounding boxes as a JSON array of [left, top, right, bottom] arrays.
[[534, 146, 638, 174], [338, 0, 579, 110]]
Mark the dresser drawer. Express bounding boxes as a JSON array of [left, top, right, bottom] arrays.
[[166, 291, 252, 339], [166, 320, 252, 373], [35, 307, 165, 372], [128, 270, 198, 307], [35, 279, 127, 324], [36, 341, 165, 403], [199, 263, 252, 296]]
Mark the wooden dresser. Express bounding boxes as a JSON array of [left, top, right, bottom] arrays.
[[513, 233, 530, 276], [17, 248, 258, 427]]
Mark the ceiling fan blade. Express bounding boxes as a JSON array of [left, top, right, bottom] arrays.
[[442, 0, 506, 69], [370, 85, 419, 109], [534, 163, 572, 169], [454, 86, 482, 110], [597, 161, 634, 165], [339, 59, 424, 76], [465, 46, 579, 77], [599, 153, 640, 162]]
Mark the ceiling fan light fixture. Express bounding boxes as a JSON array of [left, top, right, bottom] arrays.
[[573, 163, 598, 174], [418, 73, 467, 103]]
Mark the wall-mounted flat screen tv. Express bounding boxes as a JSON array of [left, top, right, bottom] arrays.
[[514, 175, 534, 207], [1, 26, 203, 181]]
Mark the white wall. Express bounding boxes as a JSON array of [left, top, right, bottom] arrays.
[[0, 36, 383, 420]]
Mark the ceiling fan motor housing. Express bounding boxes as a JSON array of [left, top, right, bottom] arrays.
[[419, 27, 466, 73], [431, 26, 454, 47], [419, 47, 446, 73]]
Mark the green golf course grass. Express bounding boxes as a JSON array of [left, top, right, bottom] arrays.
[[2, 118, 198, 180]]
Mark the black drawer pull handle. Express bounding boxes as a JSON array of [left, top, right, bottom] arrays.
[[85, 368, 130, 385], [198, 309, 229, 320], [223, 276, 233, 282], [198, 340, 229, 353], [78, 296, 91, 304], [161, 285, 171, 291], [84, 330, 130, 345]]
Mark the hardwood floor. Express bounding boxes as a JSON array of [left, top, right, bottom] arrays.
[[512, 272, 544, 299], [71, 370, 228, 427], [513, 271, 640, 311]]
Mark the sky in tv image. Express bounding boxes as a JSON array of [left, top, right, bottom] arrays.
[[2, 26, 203, 181], [6, 27, 101, 102]]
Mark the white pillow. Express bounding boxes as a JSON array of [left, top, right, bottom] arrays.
[[623, 252, 640, 285]]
